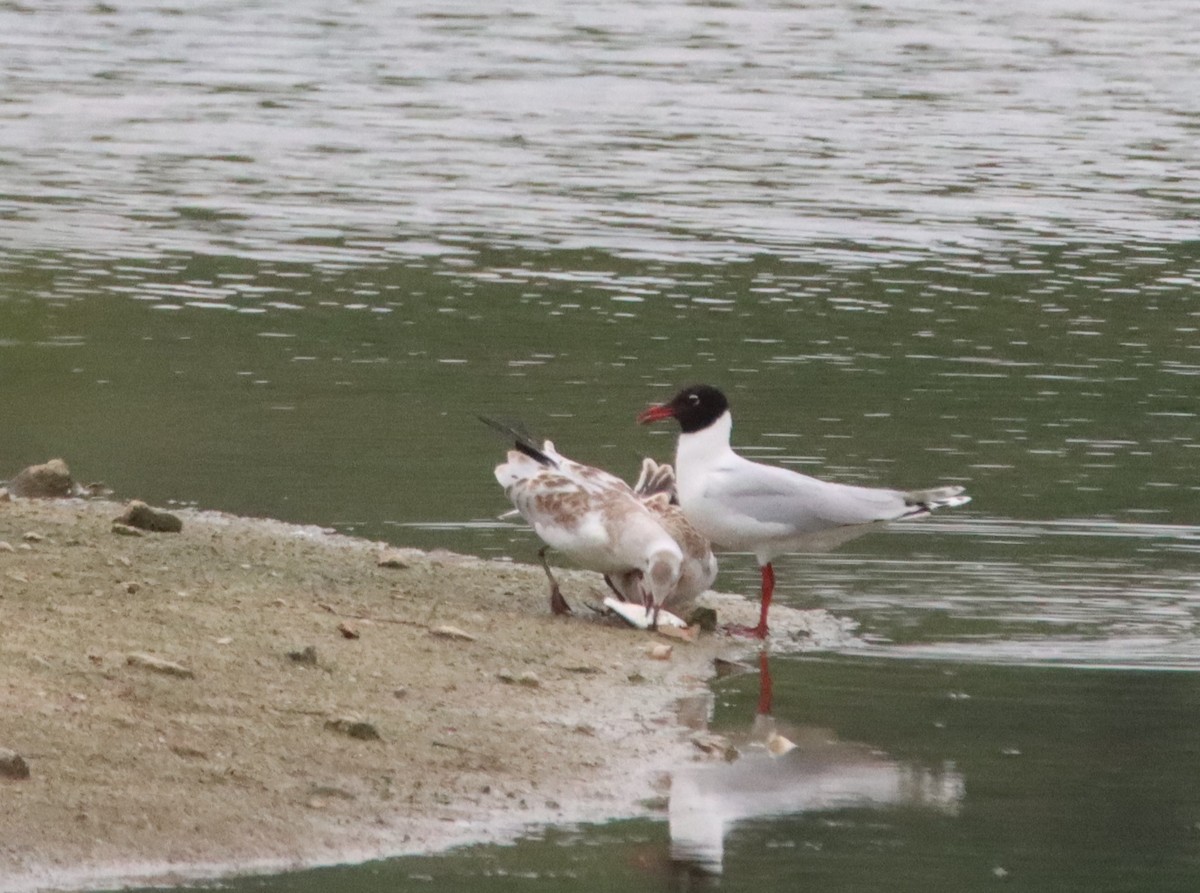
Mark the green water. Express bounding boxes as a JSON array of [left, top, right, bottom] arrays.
[[3, 0, 1199, 889]]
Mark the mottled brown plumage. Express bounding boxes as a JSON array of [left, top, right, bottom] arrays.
[[492, 438, 715, 621]]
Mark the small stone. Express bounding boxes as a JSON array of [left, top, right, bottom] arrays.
[[337, 621, 360, 640], [686, 606, 718, 632], [0, 748, 31, 780], [287, 645, 319, 666], [22, 532, 44, 544], [324, 718, 382, 741], [114, 500, 182, 533], [169, 743, 208, 760], [111, 523, 144, 538], [516, 671, 541, 688], [648, 643, 673, 660], [7, 459, 75, 498], [0, 541, 13, 553], [126, 652, 195, 679], [124, 581, 141, 595], [377, 551, 409, 569]]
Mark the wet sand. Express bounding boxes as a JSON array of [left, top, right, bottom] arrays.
[[0, 496, 849, 893]]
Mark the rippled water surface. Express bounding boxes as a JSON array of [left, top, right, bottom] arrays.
[[3, 1, 1198, 890]]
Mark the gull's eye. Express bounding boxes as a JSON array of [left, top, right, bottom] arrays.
[[688, 393, 700, 406]]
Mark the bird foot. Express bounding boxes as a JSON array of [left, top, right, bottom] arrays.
[[549, 586, 573, 616], [538, 547, 573, 616]]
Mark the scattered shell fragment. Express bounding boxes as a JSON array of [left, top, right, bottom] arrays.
[[648, 643, 673, 660], [656, 624, 698, 643], [766, 732, 797, 756], [692, 733, 737, 761], [126, 652, 195, 679], [430, 625, 476, 642]]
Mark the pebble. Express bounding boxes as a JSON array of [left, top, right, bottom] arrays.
[[324, 718, 382, 741], [376, 551, 409, 569], [287, 645, 319, 666], [114, 500, 183, 533], [7, 459, 74, 498], [0, 747, 31, 780]]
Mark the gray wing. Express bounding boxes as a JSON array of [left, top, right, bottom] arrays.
[[705, 459, 910, 533]]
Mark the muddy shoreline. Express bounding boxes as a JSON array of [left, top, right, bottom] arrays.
[[0, 496, 847, 893]]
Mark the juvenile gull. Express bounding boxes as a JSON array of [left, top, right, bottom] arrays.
[[487, 419, 715, 624]]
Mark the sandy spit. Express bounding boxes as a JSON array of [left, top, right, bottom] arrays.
[[0, 496, 851, 893]]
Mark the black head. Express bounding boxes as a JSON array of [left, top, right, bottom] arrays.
[[637, 384, 730, 434]]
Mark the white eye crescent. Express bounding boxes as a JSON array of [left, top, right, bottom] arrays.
[[688, 393, 700, 406]]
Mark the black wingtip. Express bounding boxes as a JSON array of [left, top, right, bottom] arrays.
[[478, 415, 554, 467]]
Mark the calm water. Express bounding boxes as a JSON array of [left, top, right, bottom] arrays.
[[2, 0, 1198, 890]]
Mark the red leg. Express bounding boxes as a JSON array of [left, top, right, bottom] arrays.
[[756, 562, 774, 637], [756, 649, 773, 716], [724, 562, 773, 639]]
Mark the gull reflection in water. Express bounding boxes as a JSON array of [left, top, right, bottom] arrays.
[[669, 652, 963, 875]]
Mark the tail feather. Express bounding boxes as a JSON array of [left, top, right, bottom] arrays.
[[479, 415, 555, 467], [903, 485, 971, 515], [633, 458, 677, 500]]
